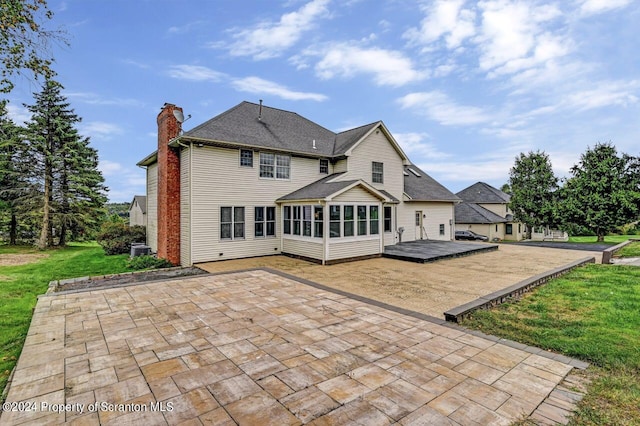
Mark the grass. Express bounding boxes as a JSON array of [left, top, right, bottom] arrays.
[[568, 235, 637, 244], [614, 241, 640, 258], [460, 264, 640, 425], [0, 242, 130, 399]]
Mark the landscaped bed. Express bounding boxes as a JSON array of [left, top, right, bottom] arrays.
[[50, 265, 208, 293]]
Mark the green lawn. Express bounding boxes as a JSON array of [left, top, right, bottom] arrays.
[[614, 241, 640, 258], [568, 235, 637, 244], [0, 243, 130, 399], [461, 264, 640, 425]]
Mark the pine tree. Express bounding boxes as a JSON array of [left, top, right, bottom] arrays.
[[22, 79, 107, 248], [0, 101, 23, 244]]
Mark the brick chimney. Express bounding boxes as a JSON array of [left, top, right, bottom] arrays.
[[157, 103, 182, 265]]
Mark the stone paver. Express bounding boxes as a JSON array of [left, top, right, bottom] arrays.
[[1, 269, 586, 425]]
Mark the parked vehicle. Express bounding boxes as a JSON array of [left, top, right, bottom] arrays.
[[455, 230, 489, 241]]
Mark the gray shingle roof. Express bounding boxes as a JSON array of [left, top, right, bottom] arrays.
[[456, 182, 510, 203], [130, 195, 147, 214], [277, 173, 357, 201], [333, 122, 379, 155], [455, 202, 507, 224], [184, 102, 337, 157], [403, 165, 460, 202]]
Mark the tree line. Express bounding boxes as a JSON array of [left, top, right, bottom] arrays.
[[507, 144, 640, 242], [0, 81, 107, 248]]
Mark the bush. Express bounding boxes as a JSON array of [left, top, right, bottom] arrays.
[[126, 255, 173, 270], [96, 221, 146, 255]]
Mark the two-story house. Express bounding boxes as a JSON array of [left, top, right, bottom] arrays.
[[138, 102, 460, 266], [454, 182, 525, 241]]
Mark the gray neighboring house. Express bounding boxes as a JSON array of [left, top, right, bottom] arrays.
[[455, 182, 524, 241], [138, 101, 460, 266], [129, 195, 147, 227]]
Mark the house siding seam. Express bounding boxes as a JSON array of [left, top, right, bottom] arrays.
[[180, 146, 191, 266], [146, 164, 158, 253]]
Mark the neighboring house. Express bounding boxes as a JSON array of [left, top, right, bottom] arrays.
[[129, 195, 147, 227], [138, 102, 460, 266], [455, 182, 525, 241]]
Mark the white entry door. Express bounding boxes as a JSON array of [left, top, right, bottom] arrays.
[[415, 211, 423, 239]]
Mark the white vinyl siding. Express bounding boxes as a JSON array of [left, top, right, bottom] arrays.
[[146, 163, 158, 253], [180, 148, 191, 266], [189, 146, 329, 263], [335, 130, 404, 200], [333, 186, 378, 203], [328, 239, 379, 261], [397, 202, 453, 242], [282, 238, 324, 260], [129, 204, 145, 227]]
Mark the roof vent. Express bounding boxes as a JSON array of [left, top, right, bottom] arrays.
[[408, 168, 421, 177], [258, 99, 263, 121]]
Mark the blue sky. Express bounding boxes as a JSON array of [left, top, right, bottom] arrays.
[[5, 0, 640, 202]]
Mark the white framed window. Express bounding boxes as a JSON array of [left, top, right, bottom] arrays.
[[240, 149, 253, 167], [372, 162, 383, 183], [357, 205, 367, 236], [383, 206, 392, 233], [343, 205, 354, 237], [370, 206, 379, 235], [319, 159, 329, 174], [314, 206, 323, 237], [255, 206, 275, 237], [293, 206, 301, 235], [330, 205, 341, 238], [260, 153, 290, 179], [221, 207, 244, 240]]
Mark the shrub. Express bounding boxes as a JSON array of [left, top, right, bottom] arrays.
[[126, 255, 173, 270], [96, 221, 146, 255]]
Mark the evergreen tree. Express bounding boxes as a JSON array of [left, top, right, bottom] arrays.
[[22, 79, 107, 248], [0, 101, 22, 244], [508, 151, 559, 238], [561, 143, 640, 242]]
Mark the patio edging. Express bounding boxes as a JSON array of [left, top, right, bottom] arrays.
[[443, 256, 596, 323]]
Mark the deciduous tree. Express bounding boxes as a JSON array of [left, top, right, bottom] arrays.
[[0, 0, 66, 93], [508, 151, 559, 238], [561, 143, 640, 242]]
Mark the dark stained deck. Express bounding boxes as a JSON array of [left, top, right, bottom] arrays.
[[383, 239, 498, 263]]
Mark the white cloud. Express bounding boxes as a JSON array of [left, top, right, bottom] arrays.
[[167, 65, 226, 82], [167, 20, 206, 35], [394, 132, 451, 160], [231, 77, 328, 101], [308, 43, 426, 86], [224, 0, 331, 60], [98, 160, 123, 177], [398, 91, 491, 126], [565, 81, 639, 111], [579, 0, 633, 15], [476, 1, 568, 77], [80, 122, 123, 139], [66, 92, 144, 107], [403, 0, 476, 50], [5, 103, 31, 125]]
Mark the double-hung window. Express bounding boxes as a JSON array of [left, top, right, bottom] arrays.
[[260, 153, 291, 179], [255, 207, 275, 237], [303, 206, 312, 237], [343, 206, 354, 237], [283, 206, 291, 234], [221, 207, 244, 240], [314, 206, 323, 237], [357, 205, 367, 236], [372, 162, 384, 183], [293, 206, 301, 235], [383, 206, 392, 233], [240, 149, 253, 167], [319, 159, 329, 174], [329, 205, 341, 238], [370, 206, 379, 235]]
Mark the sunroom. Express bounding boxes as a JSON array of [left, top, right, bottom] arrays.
[[276, 174, 397, 264]]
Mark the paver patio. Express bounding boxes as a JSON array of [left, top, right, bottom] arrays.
[[1, 269, 586, 425]]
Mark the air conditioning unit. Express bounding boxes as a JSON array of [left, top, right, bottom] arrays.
[[130, 245, 151, 257]]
